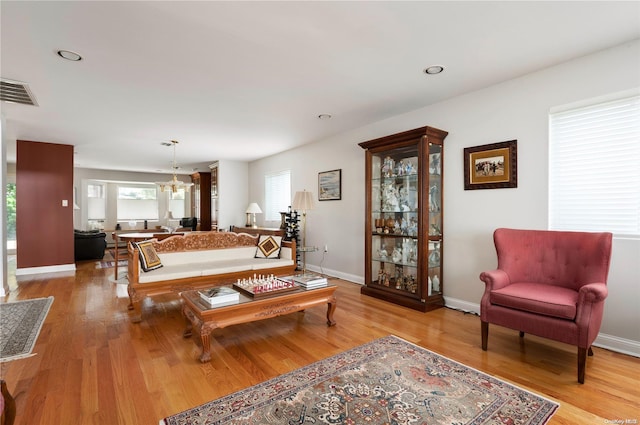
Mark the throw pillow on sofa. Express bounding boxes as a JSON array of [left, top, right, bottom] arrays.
[[255, 235, 282, 259], [134, 241, 163, 272]]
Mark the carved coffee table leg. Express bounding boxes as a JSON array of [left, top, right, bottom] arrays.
[[326, 298, 337, 326], [183, 306, 193, 339], [198, 323, 216, 363]]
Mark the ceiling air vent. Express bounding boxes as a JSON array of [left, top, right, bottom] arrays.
[[0, 78, 38, 106]]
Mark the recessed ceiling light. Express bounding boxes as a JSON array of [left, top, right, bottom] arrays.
[[318, 114, 332, 120], [57, 50, 82, 61], [424, 65, 444, 75], [160, 142, 173, 146]]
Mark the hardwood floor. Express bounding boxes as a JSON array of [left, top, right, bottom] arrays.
[[1, 260, 638, 424]]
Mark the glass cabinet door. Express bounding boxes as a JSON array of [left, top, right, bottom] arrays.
[[427, 142, 442, 296], [370, 145, 420, 296]]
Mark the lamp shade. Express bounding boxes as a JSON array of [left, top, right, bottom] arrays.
[[292, 190, 314, 212], [164, 211, 174, 219], [245, 203, 262, 214]]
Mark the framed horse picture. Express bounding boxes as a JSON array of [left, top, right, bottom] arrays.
[[464, 140, 517, 190]]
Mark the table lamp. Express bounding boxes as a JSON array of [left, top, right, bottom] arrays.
[[245, 203, 262, 228]]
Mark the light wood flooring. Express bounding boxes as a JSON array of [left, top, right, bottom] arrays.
[[1, 259, 638, 424]]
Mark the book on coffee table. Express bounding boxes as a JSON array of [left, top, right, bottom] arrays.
[[291, 274, 328, 289], [199, 287, 240, 306]]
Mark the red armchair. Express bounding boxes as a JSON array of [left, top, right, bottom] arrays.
[[479, 228, 612, 383]]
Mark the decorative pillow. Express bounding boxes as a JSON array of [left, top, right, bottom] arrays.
[[135, 241, 163, 272], [255, 235, 282, 259]]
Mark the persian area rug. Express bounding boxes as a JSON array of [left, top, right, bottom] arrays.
[[0, 297, 54, 362], [161, 335, 558, 425]]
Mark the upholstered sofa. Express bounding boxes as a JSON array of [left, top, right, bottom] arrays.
[[126, 231, 296, 322], [74, 229, 107, 261], [479, 228, 612, 383]]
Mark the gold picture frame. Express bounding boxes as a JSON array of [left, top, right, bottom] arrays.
[[464, 140, 517, 190]]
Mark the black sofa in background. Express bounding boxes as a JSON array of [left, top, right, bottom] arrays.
[[74, 230, 107, 261], [179, 217, 198, 231]]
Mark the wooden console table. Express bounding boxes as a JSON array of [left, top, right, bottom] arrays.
[[230, 226, 284, 237], [181, 284, 337, 362]]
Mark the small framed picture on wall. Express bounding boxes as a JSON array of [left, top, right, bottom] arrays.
[[318, 169, 342, 201], [464, 140, 517, 190]]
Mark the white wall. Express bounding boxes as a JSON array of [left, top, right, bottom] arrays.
[[216, 160, 249, 231], [249, 40, 640, 355]]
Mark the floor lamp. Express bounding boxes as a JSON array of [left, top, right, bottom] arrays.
[[292, 190, 314, 275]]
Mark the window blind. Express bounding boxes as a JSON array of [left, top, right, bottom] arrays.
[[87, 183, 106, 220], [549, 95, 640, 237], [116, 184, 159, 221], [264, 170, 291, 222]]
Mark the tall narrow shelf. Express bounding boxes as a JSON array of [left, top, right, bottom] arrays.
[[359, 126, 447, 312], [190, 171, 211, 231]]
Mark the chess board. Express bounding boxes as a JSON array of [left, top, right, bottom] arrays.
[[232, 275, 299, 298]]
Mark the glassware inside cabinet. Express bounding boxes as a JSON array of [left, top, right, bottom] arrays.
[[372, 235, 419, 293], [427, 240, 442, 296], [428, 143, 442, 236]]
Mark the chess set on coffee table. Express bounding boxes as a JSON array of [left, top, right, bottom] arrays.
[[233, 274, 299, 298]]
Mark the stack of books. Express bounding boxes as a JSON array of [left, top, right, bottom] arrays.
[[292, 274, 328, 289], [199, 287, 240, 306]]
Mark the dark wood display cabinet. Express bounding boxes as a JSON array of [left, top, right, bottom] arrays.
[[359, 126, 447, 312], [190, 171, 212, 231]]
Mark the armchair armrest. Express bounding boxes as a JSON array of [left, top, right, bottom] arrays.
[[578, 282, 608, 304], [575, 282, 609, 347], [479, 269, 511, 291]]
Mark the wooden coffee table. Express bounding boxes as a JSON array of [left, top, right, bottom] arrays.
[[181, 284, 337, 362]]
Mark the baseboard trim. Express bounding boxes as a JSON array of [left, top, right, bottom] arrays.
[[305, 265, 363, 285], [16, 263, 76, 276], [593, 334, 640, 358], [444, 296, 640, 358], [444, 296, 480, 315]]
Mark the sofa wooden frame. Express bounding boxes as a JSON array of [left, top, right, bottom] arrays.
[[126, 232, 296, 322]]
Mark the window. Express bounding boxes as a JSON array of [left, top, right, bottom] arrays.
[[264, 170, 291, 222], [87, 183, 106, 220], [6, 183, 16, 241], [549, 94, 640, 237], [117, 184, 159, 221], [169, 188, 186, 219]]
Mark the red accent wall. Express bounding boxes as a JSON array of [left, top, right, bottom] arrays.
[[16, 140, 74, 269]]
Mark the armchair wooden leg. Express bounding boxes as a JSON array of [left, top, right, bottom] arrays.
[[578, 347, 587, 384], [588, 346, 594, 356], [519, 331, 525, 338], [481, 321, 488, 351]]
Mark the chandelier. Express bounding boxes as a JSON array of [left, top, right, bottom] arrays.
[[155, 140, 194, 193]]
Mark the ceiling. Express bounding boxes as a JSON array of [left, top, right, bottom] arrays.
[[2, 1, 639, 175]]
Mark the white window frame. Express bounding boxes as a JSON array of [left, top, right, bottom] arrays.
[[549, 92, 640, 238]]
